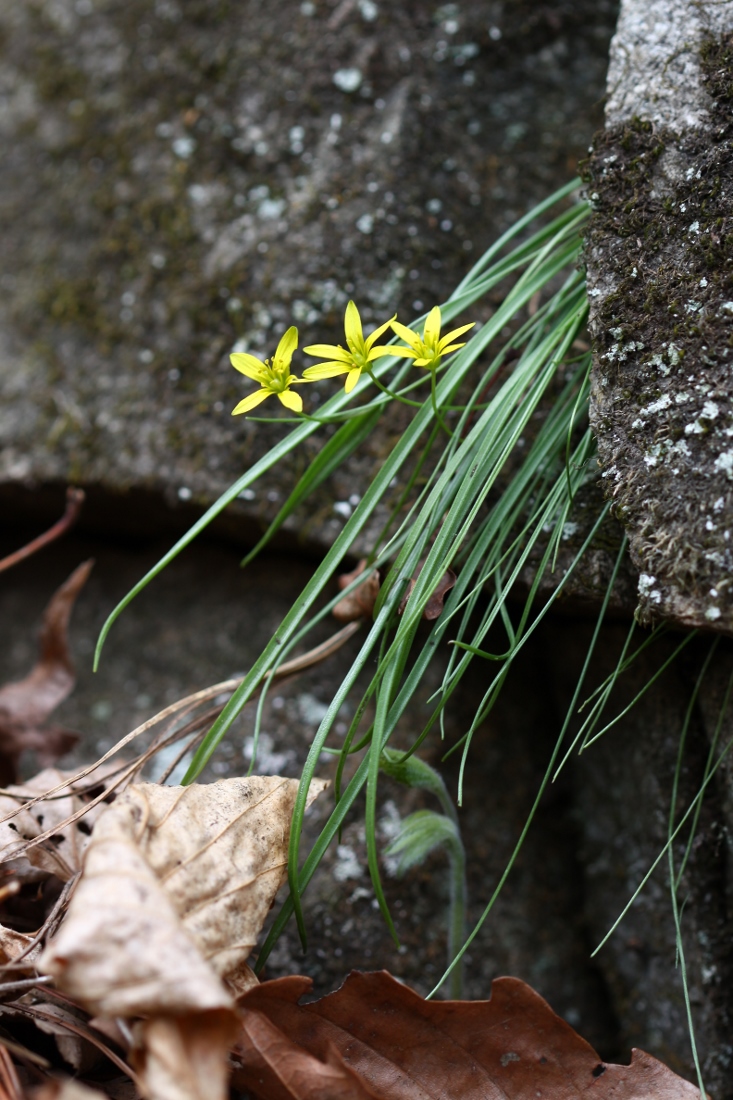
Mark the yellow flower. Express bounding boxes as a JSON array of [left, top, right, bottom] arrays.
[[230, 326, 310, 414], [302, 301, 396, 393], [390, 306, 475, 369]]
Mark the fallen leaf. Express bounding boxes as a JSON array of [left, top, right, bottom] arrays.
[[398, 564, 456, 621], [0, 562, 93, 784], [41, 776, 327, 1100], [237, 1008, 380, 1100], [32, 1080, 109, 1100], [0, 924, 41, 967], [0, 766, 112, 883], [333, 561, 380, 623], [234, 971, 702, 1100], [130, 1011, 239, 1100]]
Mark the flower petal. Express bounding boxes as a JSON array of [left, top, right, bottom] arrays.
[[230, 353, 269, 382], [383, 346, 418, 359], [231, 389, 271, 415], [423, 306, 442, 345], [303, 344, 353, 363], [391, 321, 421, 348], [344, 367, 363, 393], [436, 342, 466, 357], [302, 362, 351, 379], [278, 388, 303, 413], [366, 344, 398, 362], [365, 314, 397, 350], [438, 322, 475, 350], [274, 326, 298, 370], [344, 301, 364, 356]]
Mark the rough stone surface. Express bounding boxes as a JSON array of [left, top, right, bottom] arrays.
[[586, 4, 733, 631], [549, 625, 733, 1096], [0, 0, 617, 549]]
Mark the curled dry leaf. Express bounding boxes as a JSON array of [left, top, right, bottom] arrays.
[[0, 561, 93, 784], [42, 776, 327, 1015], [41, 776, 327, 1100], [0, 766, 113, 883], [234, 970, 703, 1100], [333, 560, 380, 623], [398, 563, 457, 621]]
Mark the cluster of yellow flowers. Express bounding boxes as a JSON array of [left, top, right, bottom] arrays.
[[230, 301, 475, 415]]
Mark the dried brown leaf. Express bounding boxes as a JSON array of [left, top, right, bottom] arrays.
[[0, 766, 111, 883], [40, 776, 327, 1014], [333, 561, 380, 623], [0, 562, 92, 784], [236, 1008, 380, 1100], [234, 971, 703, 1100], [398, 564, 456, 621]]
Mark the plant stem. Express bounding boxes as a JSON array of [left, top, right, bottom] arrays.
[[446, 830, 467, 999]]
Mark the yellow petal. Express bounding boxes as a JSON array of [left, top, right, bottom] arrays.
[[423, 306, 442, 345], [366, 344, 397, 362], [303, 344, 353, 363], [302, 362, 351, 379], [384, 346, 418, 359], [344, 367, 362, 393], [274, 326, 298, 370], [231, 389, 271, 415], [438, 322, 475, 350], [436, 342, 467, 357], [278, 388, 303, 413], [344, 301, 364, 355], [391, 321, 421, 348], [364, 314, 397, 350], [230, 353, 269, 382]]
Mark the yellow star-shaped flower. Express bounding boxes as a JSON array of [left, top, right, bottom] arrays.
[[302, 301, 396, 393], [230, 326, 310, 414], [390, 306, 475, 369]]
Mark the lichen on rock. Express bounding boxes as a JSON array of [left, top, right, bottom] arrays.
[[585, 6, 733, 632]]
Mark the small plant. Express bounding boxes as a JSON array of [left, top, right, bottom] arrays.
[[380, 747, 466, 999], [91, 178, 732, 1094]]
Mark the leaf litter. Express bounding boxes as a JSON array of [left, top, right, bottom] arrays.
[[0, 562, 92, 785], [0, 542, 708, 1098]]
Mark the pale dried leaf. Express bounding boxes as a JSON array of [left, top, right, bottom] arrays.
[[41, 776, 327, 1015], [333, 561, 380, 623], [32, 1080, 109, 1100], [131, 1011, 239, 1100], [0, 924, 40, 966], [0, 766, 112, 883]]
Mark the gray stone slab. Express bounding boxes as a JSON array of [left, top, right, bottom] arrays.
[[0, 0, 618, 551]]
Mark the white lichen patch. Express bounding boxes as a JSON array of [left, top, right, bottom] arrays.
[[713, 450, 733, 479], [638, 573, 662, 603], [640, 393, 672, 416]]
